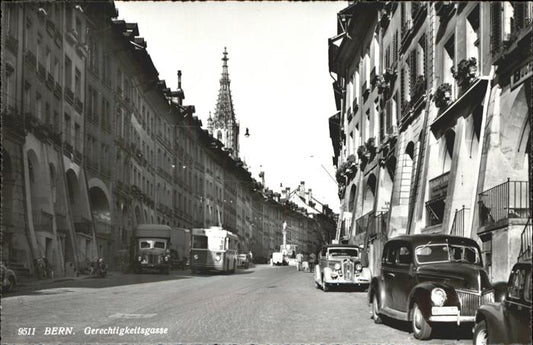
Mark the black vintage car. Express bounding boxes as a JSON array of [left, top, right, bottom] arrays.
[[473, 261, 532, 345], [368, 234, 494, 340]]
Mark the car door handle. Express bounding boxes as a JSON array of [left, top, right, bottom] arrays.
[[386, 272, 396, 277]]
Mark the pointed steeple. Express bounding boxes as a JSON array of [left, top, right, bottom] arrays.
[[209, 47, 240, 158]]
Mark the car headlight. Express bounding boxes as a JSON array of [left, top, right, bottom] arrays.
[[193, 254, 199, 260], [334, 263, 341, 270], [164, 255, 169, 261], [137, 256, 142, 262], [215, 255, 221, 262], [355, 263, 363, 271], [431, 288, 447, 307]]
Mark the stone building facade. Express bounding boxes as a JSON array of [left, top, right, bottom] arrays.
[[1, 1, 335, 278], [329, 1, 531, 282]]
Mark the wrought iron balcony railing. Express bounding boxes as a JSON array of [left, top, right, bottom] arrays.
[[356, 211, 374, 235], [478, 179, 530, 227], [32, 210, 53, 233], [451, 206, 470, 237], [518, 218, 531, 261]]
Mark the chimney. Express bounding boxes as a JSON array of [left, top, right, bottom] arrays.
[[176, 70, 184, 106], [306, 188, 313, 204], [299, 181, 305, 198]]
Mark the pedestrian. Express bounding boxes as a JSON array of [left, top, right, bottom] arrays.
[[296, 252, 303, 271], [248, 250, 253, 264], [309, 252, 316, 273]]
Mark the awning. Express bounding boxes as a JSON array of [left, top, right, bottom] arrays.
[[430, 78, 489, 139]]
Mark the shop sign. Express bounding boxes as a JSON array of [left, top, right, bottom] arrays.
[[511, 60, 533, 89]]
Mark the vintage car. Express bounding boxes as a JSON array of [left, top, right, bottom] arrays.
[[473, 260, 532, 345], [314, 244, 371, 291], [1, 262, 17, 293], [368, 234, 494, 340], [237, 253, 250, 269]]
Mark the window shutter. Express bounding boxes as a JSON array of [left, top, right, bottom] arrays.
[[491, 2, 502, 54]]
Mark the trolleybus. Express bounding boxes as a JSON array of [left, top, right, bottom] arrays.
[[190, 226, 239, 273]]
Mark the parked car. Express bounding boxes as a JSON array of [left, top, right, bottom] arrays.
[[237, 254, 250, 269], [1, 262, 17, 293], [314, 244, 371, 291], [368, 234, 494, 340], [473, 260, 531, 345]]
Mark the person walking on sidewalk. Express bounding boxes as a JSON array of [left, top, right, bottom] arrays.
[[295, 252, 303, 271]]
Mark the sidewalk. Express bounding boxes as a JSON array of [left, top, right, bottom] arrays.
[[16, 271, 121, 290]]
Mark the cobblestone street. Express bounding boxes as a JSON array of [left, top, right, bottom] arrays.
[[2, 265, 471, 344]]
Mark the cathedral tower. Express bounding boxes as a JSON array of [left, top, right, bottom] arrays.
[[207, 47, 240, 158]]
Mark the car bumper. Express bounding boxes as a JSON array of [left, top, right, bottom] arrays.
[[428, 306, 475, 324], [324, 277, 370, 285]]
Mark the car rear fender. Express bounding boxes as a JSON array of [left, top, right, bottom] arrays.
[[475, 304, 505, 343]]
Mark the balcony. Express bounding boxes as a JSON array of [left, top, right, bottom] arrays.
[[478, 180, 530, 227], [426, 172, 450, 226], [46, 73, 55, 90], [366, 211, 389, 240], [74, 219, 92, 236], [55, 213, 68, 232], [54, 82, 62, 98], [451, 206, 470, 237], [64, 88, 74, 105], [356, 211, 374, 235], [32, 210, 53, 233], [74, 97, 83, 114]]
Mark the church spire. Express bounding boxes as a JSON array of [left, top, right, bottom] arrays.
[[207, 47, 240, 158], [221, 46, 230, 85]]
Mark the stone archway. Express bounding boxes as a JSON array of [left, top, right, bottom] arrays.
[[89, 185, 111, 263], [66, 169, 82, 222], [363, 174, 377, 215]]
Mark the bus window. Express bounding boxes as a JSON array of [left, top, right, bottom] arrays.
[[154, 241, 166, 249], [193, 236, 208, 249], [140, 241, 151, 249]]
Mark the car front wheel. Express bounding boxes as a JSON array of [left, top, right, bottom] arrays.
[[473, 320, 488, 345], [372, 294, 382, 324], [411, 302, 432, 340]]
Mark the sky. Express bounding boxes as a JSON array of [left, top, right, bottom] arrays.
[[115, 1, 347, 211]]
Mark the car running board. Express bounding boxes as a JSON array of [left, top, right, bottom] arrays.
[[380, 306, 409, 321]]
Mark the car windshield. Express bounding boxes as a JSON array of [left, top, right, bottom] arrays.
[[415, 244, 481, 264], [328, 248, 359, 257]]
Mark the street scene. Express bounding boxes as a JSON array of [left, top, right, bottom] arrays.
[[2, 265, 473, 344], [1, 1, 532, 345]]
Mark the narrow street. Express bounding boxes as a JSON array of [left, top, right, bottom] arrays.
[[2, 265, 472, 344]]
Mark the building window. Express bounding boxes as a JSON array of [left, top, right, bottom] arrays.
[[45, 102, 51, 124], [466, 5, 481, 67], [74, 68, 81, 99], [5, 64, 16, 109], [443, 36, 455, 95], [64, 114, 71, 145], [65, 56, 72, 90], [74, 123, 81, 153], [36, 93, 42, 120]]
